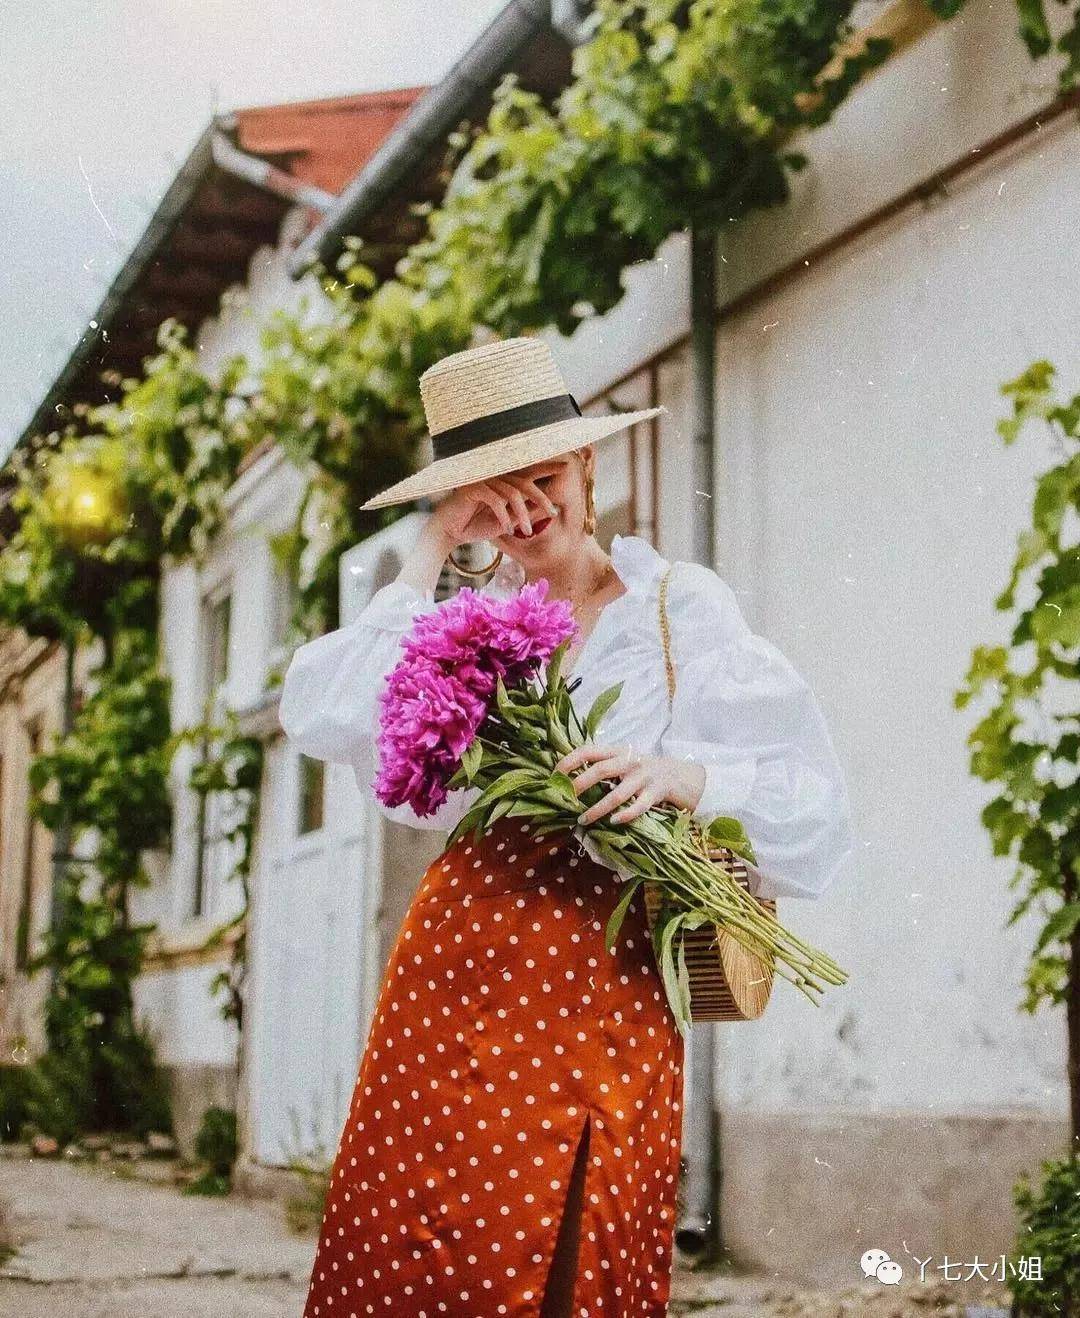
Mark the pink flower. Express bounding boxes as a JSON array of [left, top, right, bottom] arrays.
[[373, 581, 577, 817]]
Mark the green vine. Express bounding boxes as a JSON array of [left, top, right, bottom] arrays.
[[957, 362, 1080, 1018], [0, 324, 249, 1140], [957, 361, 1080, 1308], [24, 619, 174, 1139], [180, 716, 264, 1031]]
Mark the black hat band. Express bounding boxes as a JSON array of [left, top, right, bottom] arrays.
[[430, 393, 582, 463]]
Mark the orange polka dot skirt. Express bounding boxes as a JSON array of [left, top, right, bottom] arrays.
[[303, 816, 686, 1317]]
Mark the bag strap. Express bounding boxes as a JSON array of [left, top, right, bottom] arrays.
[[658, 565, 676, 709]]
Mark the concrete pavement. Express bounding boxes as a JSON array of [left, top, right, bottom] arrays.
[[0, 1152, 1012, 1317]]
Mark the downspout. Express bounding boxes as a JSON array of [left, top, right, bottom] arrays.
[[676, 227, 721, 1258]]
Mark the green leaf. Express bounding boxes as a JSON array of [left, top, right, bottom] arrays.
[[604, 874, 647, 952], [1034, 901, 1080, 955], [657, 913, 689, 1031], [460, 739, 483, 784], [470, 768, 544, 814], [448, 804, 488, 847], [675, 929, 692, 1025], [505, 798, 562, 821], [584, 682, 623, 738], [546, 638, 570, 695], [703, 814, 756, 861], [545, 769, 578, 797]]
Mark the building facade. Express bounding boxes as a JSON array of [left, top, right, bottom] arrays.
[[0, 632, 70, 1059]]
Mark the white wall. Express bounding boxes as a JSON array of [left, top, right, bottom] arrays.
[[133, 964, 238, 1068], [712, 112, 1078, 1116]]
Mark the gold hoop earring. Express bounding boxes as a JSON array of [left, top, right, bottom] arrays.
[[583, 472, 596, 536], [574, 449, 597, 536], [448, 544, 503, 578]]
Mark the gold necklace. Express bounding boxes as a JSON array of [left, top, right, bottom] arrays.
[[567, 559, 617, 663]]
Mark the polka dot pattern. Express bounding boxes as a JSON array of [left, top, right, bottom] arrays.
[[303, 817, 685, 1317]]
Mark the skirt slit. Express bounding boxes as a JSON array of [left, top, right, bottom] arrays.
[[539, 1111, 592, 1318]]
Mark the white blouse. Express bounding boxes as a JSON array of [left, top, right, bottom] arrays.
[[278, 533, 855, 901]]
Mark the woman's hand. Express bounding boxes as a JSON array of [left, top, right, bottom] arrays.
[[398, 474, 558, 595], [430, 474, 558, 548], [554, 743, 706, 825]]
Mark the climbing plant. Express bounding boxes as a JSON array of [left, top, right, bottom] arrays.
[[180, 715, 264, 1032], [282, 0, 1080, 627], [255, 281, 472, 631], [957, 362, 1080, 1084], [0, 324, 251, 1139], [394, 0, 891, 337], [25, 615, 173, 1139], [957, 360, 1080, 1309]]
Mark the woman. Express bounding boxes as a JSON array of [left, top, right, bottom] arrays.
[[279, 336, 854, 1318]]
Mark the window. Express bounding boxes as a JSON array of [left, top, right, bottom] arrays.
[[193, 588, 232, 918], [15, 723, 43, 970], [269, 557, 299, 655], [298, 754, 325, 836], [205, 592, 231, 703]]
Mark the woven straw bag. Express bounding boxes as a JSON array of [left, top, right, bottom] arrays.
[[641, 566, 777, 1022]]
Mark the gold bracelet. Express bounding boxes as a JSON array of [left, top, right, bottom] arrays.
[[448, 545, 503, 578]]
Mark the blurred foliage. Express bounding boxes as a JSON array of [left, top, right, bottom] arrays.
[[285, 1153, 333, 1236], [185, 1104, 238, 1196], [1012, 1153, 1080, 1314], [179, 716, 264, 1031], [0, 1065, 34, 1142], [24, 623, 174, 1139], [0, 323, 246, 1141], [396, 0, 891, 337], [194, 1104, 238, 1175], [956, 361, 1080, 1018], [957, 365, 1080, 1304], [21, 1021, 171, 1144]]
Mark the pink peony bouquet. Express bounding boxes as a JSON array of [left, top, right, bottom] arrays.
[[374, 581, 847, 1029], [374, 581, 576, 817]]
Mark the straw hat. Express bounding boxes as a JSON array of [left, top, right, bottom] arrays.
[[360, 336, 666, 510]]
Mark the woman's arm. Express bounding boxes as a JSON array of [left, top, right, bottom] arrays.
[[279, 475, 553, 830], [658, 562, 855, 900], [555, 562, 854, 899], [279, 520, 473, 831]]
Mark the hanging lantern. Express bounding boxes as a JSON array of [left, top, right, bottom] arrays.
[[44, 444, 128, 550]]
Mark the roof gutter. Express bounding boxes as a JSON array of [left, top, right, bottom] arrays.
[[10, 115, 329, 458], [211, 126, 337, 213], [287, 0, 554, 279]]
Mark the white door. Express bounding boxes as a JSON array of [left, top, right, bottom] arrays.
[[248, 740, 369, 1165], [247, 515, 429, 1166]]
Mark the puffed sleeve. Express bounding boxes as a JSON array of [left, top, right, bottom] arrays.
[[278, 580, 473, 832], [659, 562, 855, 900]]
